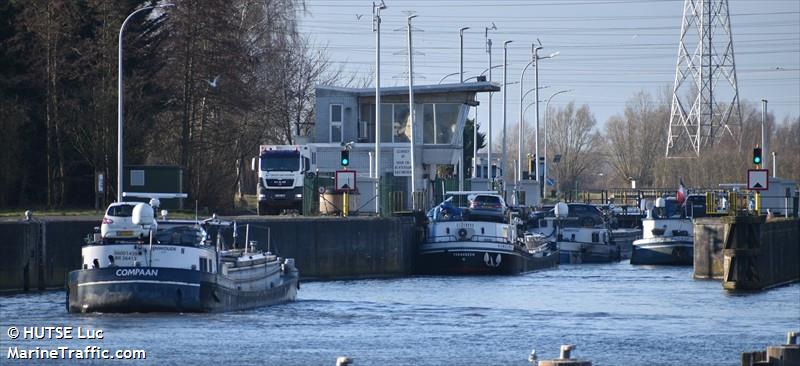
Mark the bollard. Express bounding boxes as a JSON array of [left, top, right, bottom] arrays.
[[560, 345, 574, 359], [528, 349, 537, 365], [537, 344, 592, 366], [335, 356, 353, 366]]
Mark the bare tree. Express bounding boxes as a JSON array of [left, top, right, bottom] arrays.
[[605, 90, 668, 187], [547, 102, 603, 193]]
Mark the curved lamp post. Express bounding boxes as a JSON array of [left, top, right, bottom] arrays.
[[118, 4, 174, 202], [543, 89, 572, 197]]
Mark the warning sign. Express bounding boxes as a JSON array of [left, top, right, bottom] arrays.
[[335, 170, 357, 192], [747, 169, 768, 191]]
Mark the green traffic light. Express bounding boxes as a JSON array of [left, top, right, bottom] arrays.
[[752, 146, 762, 165]]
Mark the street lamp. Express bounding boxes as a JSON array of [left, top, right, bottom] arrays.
[[544, 89, 572, 197], [407, 14, 418, 209], [533, 43, 559, 197], [501, 40, 512, 196], [460, 27, 469, 83], [118, 3, 174, 202], [373, 0, 387, 214], [463, 65, 504, 83], [485, 22, 497, 182]]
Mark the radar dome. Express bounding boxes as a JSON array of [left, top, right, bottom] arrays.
[[555, 202, 569, 218], [132, 203, 155, 226]]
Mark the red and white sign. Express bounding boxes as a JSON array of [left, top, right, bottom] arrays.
[[747, 169, 769, 191], [335, 170, 357, 192]]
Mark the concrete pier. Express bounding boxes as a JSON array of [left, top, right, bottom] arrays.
[[0, 216, 420, 292], [741, 332, 799, 366], [694, 216, 800, 291], [693, 217, 726, 280]]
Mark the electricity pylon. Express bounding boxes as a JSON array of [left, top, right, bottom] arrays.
[[666, 0, 742, 158]]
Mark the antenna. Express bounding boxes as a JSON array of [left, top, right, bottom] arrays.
[[666, 0, 742, 157]]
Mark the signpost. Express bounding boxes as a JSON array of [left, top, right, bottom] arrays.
[[748, 169, 769, 215], [747, 169, 768, 191], [335, 170, 357, 217], [335, 170, 357, 192]]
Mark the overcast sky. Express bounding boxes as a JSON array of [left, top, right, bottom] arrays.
[[298, 0, 799, 142]]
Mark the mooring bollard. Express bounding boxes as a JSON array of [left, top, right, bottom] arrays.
[[560, 345, 574, 359], [537, 344, 592, 366], [528, 349, 538, 365], [335, 356, 353, 366]]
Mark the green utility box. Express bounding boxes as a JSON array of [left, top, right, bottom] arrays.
[[123, 165, 184, 209]]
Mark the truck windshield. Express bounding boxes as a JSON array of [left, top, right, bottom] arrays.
[[261, 152, 300, 172]]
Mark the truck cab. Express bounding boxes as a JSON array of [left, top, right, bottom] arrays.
[[253, 145, 316, 215]]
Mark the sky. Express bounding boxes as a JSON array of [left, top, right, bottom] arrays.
[[297, 0, 800, 143]]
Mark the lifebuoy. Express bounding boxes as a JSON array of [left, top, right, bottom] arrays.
[[458, 228, 468, 240]]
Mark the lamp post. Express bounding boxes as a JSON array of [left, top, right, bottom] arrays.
[[761, 99, 768, 170], [544, 89, 572, 197], [485, 23, 497, 182], [407, 14, 418, 209], [517, 49, 535, 185], [501, 40, 512, 197], [118, 3, 174, 202], [533, 45, 559, 197], [373, 0, 386, 215], [460, 27, 469, 83]]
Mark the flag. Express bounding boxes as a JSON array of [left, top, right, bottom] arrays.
[[676, 177, 687, 205]]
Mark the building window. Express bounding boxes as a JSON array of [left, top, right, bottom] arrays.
[[359, 103, 416, 144], [423, 103, 460, 144], [393, 104, 410, 142], [330, 104, 343, 143], [130, 170, 145, 186]]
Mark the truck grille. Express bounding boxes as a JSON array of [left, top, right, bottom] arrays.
[[266, 178, 294, 187]]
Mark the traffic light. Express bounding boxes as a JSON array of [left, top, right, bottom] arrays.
[[752, 146, 762, 166], [340, 149, 350, 167]]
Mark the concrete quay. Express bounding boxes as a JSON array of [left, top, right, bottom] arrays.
[[0, 215, 421, 292], [694, 216, 800, 291]]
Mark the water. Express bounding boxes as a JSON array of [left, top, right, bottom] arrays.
[[2, 262, 798, 365]]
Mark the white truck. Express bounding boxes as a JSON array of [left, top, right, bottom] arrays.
[[252, 145, 316, 215]]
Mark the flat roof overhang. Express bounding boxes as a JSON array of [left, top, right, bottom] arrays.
[[316, 81, 500, 97]]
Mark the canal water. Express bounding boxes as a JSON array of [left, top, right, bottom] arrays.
[[2, 262, 798, 365]]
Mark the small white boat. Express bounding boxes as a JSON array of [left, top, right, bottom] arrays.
[[630, 196, 700, 266], [528, 203, 620, 264], [417, 192, 559, 275]]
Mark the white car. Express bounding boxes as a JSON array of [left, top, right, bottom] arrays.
[[100, 202, 149, 240]]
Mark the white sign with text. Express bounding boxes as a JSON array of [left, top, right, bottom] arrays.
[[394, 148, 412, 177]]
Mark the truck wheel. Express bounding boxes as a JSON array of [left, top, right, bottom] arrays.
[[257, 201, 267, 216]]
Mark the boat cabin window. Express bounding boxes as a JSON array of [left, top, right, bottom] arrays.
[[686, 195, 707, 218], [155, 226, 204, 245], [591, 232, 599, 243], [199, 258, 207, 272], [653, 198, 686, 219]]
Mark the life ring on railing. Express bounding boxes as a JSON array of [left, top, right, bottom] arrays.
[[457, 228, 469, 240]]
